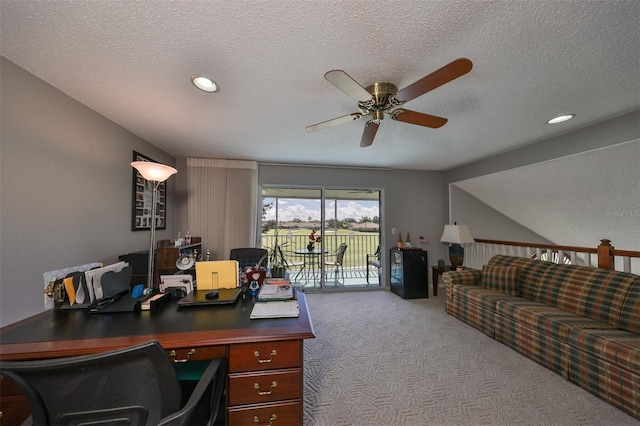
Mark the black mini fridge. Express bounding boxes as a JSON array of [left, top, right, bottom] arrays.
[[389, 248, 428, 299]]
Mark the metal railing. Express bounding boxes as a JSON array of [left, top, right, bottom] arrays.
[[260, 233, 380, 272]]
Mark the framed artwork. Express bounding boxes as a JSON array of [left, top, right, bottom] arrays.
[[131, 151, 167, 231]]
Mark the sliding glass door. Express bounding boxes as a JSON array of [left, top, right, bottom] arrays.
[[260, 186, 382, 291]]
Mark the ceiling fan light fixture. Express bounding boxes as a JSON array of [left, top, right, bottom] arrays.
[[191, 75, 218, 93], [547, 114, 575, 124]]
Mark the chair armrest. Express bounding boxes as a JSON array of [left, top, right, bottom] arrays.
[[159, 357, 227, 426], [442, 269, 482, 287]]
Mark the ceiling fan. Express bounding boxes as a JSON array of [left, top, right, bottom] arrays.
[[306, 58, 473, 147]]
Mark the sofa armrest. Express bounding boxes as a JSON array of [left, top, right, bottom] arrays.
[[442, 269, 482, 287]]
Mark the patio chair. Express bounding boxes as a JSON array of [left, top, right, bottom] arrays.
[[366, 245, 381, 284], [324, 243, 348, 285]]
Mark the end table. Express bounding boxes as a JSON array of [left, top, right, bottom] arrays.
[[430, 265, 455, 296]]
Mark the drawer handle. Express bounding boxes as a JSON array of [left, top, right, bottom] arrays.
[[254, 380, 277, 396], [254, 349, 277, 363], [254, 414, 276, 425], [169, 348, 196, 363]]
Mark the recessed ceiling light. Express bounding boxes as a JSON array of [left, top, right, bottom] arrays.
[[547, 114, 575, 124], [191, 75, 218, 93]]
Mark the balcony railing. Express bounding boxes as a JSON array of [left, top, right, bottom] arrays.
[[260, 233, 380, 272]]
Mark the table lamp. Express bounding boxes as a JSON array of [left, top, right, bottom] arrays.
[[131, 160, 177, 295], [440, 223, 474, 269]]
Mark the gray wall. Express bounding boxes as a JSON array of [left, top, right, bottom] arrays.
[[445, 111, 639, 183], [0, 57, 177, 326], [258, 164, 450, 286], [444, 111, 639, 253], [449, 185, 552, 243]]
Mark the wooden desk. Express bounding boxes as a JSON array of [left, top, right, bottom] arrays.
[[0, 290, 315, 425]]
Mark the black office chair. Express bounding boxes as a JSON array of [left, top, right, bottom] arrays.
[[366, 245, 381, 284], [229, 247, 268, 270], [0, 340, 226, 426]]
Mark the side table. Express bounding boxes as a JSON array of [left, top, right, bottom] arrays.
[[430, 265, 455, 296]]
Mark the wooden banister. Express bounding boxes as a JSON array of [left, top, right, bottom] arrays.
[[473, 239, 597, 254], [468, 238, 639, 274], [597, 239, 615, 270]]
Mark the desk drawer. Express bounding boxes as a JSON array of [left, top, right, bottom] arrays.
[[229, 369, 300, 406], [227, 400, 300, 426], [164, 345, 226, 363], [1, 374, 30, 425], [229, 341, 300, 373]]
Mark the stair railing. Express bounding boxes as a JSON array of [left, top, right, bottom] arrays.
[[463, 239, 639, 275]]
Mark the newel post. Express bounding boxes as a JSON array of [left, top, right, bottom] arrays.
[[597, 239, 615, 270]]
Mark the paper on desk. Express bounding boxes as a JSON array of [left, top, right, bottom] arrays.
[[195, 260, 238, 290], [84, 261, 129, 301], [250, 300, 299, 319]]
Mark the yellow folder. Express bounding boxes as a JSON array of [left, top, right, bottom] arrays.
[[195, 260, 239, 290], [63, 276, 76, 305]]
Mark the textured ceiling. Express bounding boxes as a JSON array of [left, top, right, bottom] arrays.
[[1, 1, 639, 170]]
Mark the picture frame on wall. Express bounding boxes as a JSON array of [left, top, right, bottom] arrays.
[[131, 151, 167, 231]]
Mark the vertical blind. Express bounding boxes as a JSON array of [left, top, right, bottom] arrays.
[[187, 158, 258, 260]]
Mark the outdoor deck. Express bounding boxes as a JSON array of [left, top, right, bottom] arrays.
[[288, 266, 381, 289]]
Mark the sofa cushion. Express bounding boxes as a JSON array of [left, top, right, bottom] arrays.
[[535, 265, 638, 327], [450, 284, 522, 312], [496, 299, 616, 342], [482, 265, 520, 295], [568, 328, 640, 375], [487, 255, 554, 300], [620, 281, 640, 334]]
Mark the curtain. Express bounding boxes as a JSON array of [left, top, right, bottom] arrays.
[[187, 158, 258, 260]]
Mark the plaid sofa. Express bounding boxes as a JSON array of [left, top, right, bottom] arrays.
[[444, 254, 640, 419]]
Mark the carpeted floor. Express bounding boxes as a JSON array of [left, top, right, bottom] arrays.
[[303, 290, 638, 426]]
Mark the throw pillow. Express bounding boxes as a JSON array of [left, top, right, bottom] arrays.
[[482, 265, 521, 295]]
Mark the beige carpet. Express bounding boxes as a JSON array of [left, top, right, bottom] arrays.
[[302, 290, 638, 426]]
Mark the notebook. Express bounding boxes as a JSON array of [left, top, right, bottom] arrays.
[[176, 288, 242, 307]]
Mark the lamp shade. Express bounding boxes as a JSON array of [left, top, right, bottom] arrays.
[[440, 224, 474, 244], [131, 161, 177, 182]]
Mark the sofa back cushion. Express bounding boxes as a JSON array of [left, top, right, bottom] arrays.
[[619, 280, 640, 334], [482, 265, 520, 295], [487, 255, 553, 299], [535, 264, 639, 328]]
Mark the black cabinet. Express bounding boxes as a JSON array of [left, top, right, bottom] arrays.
[[389, 248, 428, 299]]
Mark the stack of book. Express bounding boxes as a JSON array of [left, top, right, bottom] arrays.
[[250, 279, 298, 319], [257, 280, 294, 301]]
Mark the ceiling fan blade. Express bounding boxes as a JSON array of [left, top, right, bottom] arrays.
[[395, 58, 473, 103], [324, 70, 372, 103], [360, 120, 379, 147], [306, 112, 364, 132], [390, 109, 448, 128]]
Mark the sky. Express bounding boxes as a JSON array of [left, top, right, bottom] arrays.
[[263, 198, 379, 222]]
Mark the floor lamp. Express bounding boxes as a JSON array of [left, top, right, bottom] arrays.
[[131, 161, 177, 295], [440, 223, 474, 269]]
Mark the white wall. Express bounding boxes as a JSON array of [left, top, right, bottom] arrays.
[[449, 185, 552, 244], [446, 111, 640, 254], [0, 57, 177, 326]]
